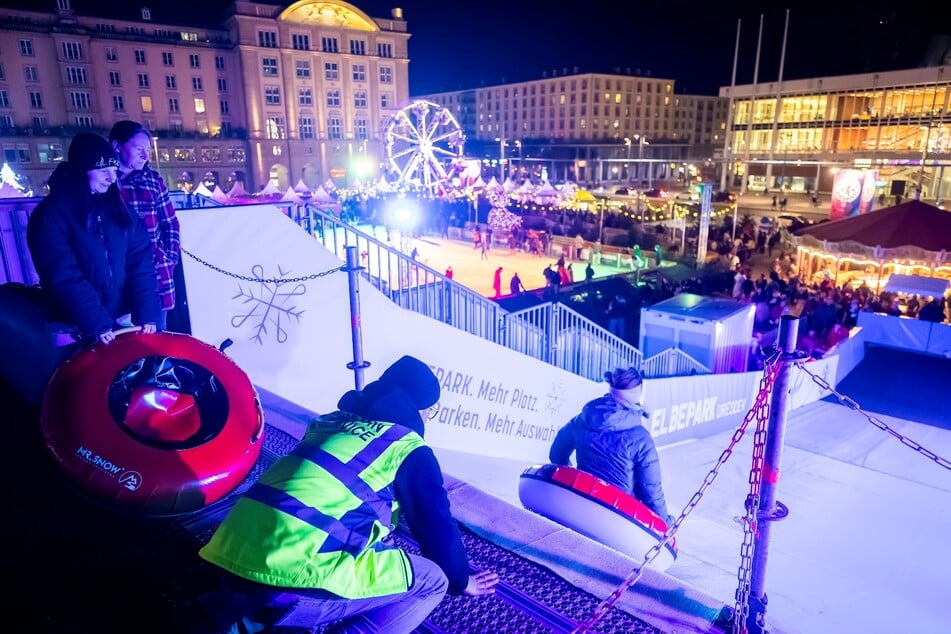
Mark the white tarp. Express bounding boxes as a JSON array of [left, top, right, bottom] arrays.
[[884, 273, 949, 298]]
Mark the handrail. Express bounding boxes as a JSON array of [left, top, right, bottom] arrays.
[[299, 204, 646, 381]]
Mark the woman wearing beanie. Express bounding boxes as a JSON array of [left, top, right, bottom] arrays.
[[200, 354, 499, 632], [27, 132, 161, 346], [109, 120, 181, 332], [549, 366, 671, 521]]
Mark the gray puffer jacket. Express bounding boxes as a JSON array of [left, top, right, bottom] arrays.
[[549, 394, 669, 520]]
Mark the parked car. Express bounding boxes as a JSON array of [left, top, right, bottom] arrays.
[[776, 214, 811, 229], [713, 190, 737, 203], [641, 188, 667, 198]]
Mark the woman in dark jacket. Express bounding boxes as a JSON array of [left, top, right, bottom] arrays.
[[27, 132, 160, 345], [550, 367, 670, 521]]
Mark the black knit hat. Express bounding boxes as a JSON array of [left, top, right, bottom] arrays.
[[68, 132, 119, 173], [378, 355, 440, 409]]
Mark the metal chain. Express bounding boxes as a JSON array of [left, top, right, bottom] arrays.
[[181, 247, 344, 283], [794, 361, 951, 471], [732, 357, 779, 634], [573, 352, 783, 634]]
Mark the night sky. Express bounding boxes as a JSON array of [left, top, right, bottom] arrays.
[[13, 0, 947, 96]]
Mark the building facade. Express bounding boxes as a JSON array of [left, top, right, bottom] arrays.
[[0, 0, 409, 194], [720, 65, 951, 201], [417, 71, 730, 187]]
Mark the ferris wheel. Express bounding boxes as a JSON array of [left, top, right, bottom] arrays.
[[383, 99, 465, 192]]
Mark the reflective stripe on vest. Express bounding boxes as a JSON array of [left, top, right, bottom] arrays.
[[243, 420, 412, 557]]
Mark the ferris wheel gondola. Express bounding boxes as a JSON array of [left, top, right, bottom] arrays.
[[384, 99, 465, 192]]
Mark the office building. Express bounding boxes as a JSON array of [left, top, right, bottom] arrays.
[[417, 71, 730, 186]]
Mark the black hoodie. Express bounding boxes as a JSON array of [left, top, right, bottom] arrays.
[[337, 380, 473, 594], [27, 162, 160, 338]]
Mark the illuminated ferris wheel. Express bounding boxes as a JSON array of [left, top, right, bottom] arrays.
[[383, 99, 465, 192]]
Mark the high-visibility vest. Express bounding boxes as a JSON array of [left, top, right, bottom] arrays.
[[199, 412, 426, 599]]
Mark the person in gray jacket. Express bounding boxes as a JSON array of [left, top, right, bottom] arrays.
[[549, 367, 670, 521]]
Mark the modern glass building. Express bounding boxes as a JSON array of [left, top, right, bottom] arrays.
[[720, 65, 951, 201]]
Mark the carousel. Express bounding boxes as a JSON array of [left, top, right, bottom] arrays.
[[793, 200, 951, 293]]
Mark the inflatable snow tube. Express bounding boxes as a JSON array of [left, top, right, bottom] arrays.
[[519, 464, 678, 570], [40, 329, 265, 516]]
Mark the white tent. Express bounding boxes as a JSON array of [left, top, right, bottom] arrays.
[[281, 186, 301, 202], [258, 181, 281, 197], [226, 181, 250, 198], [512, 179, 536, 204], [293, 179, 311, 195], [311, 185, 337, 204], [376, 175, 392, 193], [533, 180, 560, 205], [192, 183, 213, 198], [502, 177, 518, 193], [0, 182, 26, 198], [484, 176, 502, 192], [311, 186, 342, 213], [210, 185, 230, 204]]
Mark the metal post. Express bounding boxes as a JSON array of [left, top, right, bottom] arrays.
[[344, 246, 371, 389], [748, 314, 799, 633]]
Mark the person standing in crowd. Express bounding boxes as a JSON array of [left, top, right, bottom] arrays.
[[549, 367, 670, 522], [109, 121, 181, 331], [199, 355, 499, 633], [27, 132, 161, 346]]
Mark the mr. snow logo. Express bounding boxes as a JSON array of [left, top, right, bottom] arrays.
[[232, 264, 306, 345], [75, 446, 142, 491]]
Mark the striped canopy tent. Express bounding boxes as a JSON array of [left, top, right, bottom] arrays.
[[792, 200, 951, 289]]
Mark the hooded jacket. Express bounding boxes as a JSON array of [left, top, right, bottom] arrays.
[[550, 393, 669, 520], [336, 379, 472, 594], [27, 162, 160, 338], [201, 378, 473, 596]]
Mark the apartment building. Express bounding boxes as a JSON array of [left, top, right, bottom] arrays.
[[418, 70, 730, 185], [721, 65, 951, 200], [0, 0, 409, 193]]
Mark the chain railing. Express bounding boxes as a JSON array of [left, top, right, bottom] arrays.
[[795, 361, 951, 471], [572, 351, 782, 634]]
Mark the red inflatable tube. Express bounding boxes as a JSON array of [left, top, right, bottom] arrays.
[[41, 329, 264, 516], [518, 464, 678, 570]]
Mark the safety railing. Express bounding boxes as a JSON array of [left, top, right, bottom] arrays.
[[293, 204, 648, 381], [642, 347, 712, 378]]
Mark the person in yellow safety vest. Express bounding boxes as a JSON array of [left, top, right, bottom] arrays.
[[199, 355, 499, 633]]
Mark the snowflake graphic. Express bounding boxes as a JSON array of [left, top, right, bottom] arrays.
[[544, 380, 567, 415], [231, 264, 306, 345]]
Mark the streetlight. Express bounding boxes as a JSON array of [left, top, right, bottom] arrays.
[[495, 137, 507, 181], [514, 140, 522, 177], [634, 135, 651, 188], [624, 137, 632, 159]]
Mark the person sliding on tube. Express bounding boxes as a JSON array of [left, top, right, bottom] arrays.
[[550, 367, 670, 522]]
